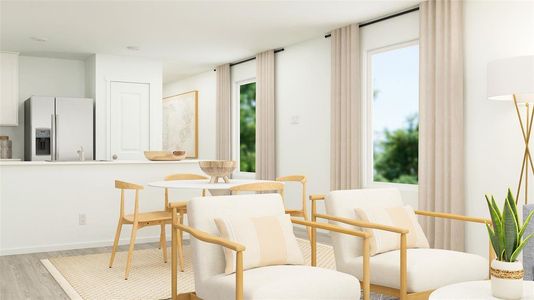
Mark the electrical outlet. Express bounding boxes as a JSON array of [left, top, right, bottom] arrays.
[[79, 214, 87, 225], [290, 115, 300, 125]]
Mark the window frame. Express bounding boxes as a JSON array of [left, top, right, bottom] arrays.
[[232, 78, 257, 179], [362, 39, 420, 191]]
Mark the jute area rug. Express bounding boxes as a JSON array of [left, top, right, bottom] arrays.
[[42, 239, 338, 300]]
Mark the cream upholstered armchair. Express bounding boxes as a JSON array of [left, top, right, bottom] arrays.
[[169, 193, 372, 300], [310, 188, 490, 300]]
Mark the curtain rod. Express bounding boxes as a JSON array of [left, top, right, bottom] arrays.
[[324, 6, 420, 38], [211, 5, 418, 71], [213, 48, 284, 71]]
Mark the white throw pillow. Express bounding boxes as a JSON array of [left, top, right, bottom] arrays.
[[355, 205, 429, 256], [214, 214, 305, 274]]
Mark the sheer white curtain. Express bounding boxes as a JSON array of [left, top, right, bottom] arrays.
[[255, 50, 276, 180], [330, 24, 362, 190], [419, 0, 465, 251], [216, 64, 232, 160]]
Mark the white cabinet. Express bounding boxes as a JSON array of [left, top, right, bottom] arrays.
[[0, 52, 19, 126]]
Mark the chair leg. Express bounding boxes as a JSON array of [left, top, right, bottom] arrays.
[[124, 223, 138, 280], [171, 225, 178, 300], [178, 212, 185, 272], [109, 219, 123, 268], [160, 223, 168, 263]]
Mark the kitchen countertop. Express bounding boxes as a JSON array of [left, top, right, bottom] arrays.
[[0, 159, 200, 166]]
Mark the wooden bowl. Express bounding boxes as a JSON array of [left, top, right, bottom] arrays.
[[199, 160, 236, 183], [144, 151, 187, 161]]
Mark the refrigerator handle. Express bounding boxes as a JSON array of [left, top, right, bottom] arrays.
[[55, 114, 59, 161], [51, 114, 56, 161]]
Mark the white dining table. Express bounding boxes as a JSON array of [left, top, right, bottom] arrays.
[[148, 179, 281, 195]]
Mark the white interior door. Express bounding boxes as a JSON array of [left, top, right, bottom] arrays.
[[110, 82, 150, 160]]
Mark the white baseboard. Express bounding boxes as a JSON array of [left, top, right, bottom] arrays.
[[0, 235, 189, 256]]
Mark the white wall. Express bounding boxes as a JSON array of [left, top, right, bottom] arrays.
[[163, 71, 217, 160], [85, 54, 96, 100], [90, 54, 163, 160], [275, 37, 331, 211], [0, 56, 86, 159], [464, 0, 534, 256]]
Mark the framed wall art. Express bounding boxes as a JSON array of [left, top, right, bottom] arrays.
[[162, 90, 198, 158]]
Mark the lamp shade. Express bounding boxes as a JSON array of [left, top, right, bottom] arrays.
[[487, 55, 534, 102]]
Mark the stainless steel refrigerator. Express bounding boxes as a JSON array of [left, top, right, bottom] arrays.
[[24, 96, 94, 161]]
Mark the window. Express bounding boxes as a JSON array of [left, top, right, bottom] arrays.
[[238, 81, 256, 173], [369, 43, 419, 185]]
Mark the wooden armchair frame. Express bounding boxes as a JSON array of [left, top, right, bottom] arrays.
[[164, 173, 209, 272], [309, 194, 492, 300], [276, 175, 312, 240], [169, 202, 372, 300]]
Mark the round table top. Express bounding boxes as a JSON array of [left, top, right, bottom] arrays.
[[148, 179, 279, 190], [430, 280, 534, 299]]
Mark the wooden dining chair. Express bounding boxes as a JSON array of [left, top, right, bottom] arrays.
[[164, 173, 209, 272], [276, 175, 312, 240], [229, 181, 285, 196], [163, 173, 209, 207], [109, 180, 172, 280], [230, 181, 290, 213]]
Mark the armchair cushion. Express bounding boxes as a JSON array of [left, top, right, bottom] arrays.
[[188, 194, 287, 286], [197, 265, 361, 300], [355, 205, 429, 255], [347, 248, 488, 292], [215, 214, 304, 274], [325, 188, 404, 267]]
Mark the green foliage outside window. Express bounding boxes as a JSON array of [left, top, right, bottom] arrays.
[[239, 82, 256, 172], [374, 114, 419, 184]]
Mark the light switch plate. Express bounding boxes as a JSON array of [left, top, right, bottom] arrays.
[[79, 214, 87, 225]]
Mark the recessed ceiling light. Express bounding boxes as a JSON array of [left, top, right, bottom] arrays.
[[30, 36, 48, 42], [126, 46, 140, 51]]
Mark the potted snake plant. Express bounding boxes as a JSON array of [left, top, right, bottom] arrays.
[[486, 189, 534, 299]]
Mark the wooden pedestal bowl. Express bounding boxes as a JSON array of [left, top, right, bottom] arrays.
[[199, 160, 237, 183]]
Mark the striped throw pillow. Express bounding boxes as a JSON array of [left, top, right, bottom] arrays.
[[355, 205, 429, 256], [214, 214, 304, 274]]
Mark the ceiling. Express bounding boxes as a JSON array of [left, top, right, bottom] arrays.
[[0, 1, 419, 83]]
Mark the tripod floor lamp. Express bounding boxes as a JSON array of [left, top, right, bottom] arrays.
[[488, 55, 534, 205]]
